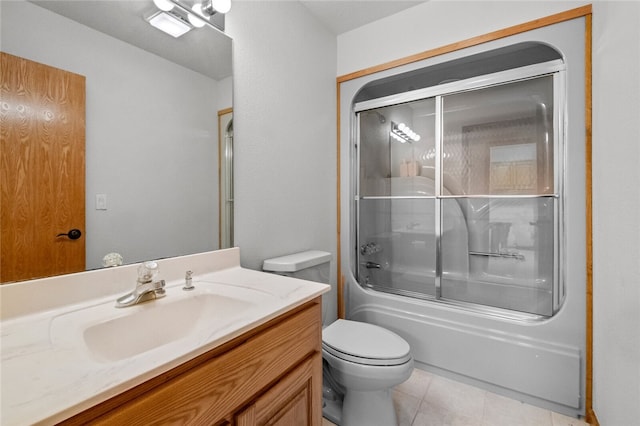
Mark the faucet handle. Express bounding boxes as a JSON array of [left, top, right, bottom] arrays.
[[138, 261, 159, 284]]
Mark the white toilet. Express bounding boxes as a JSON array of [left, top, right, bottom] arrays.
[[263, 251, 414, 426]]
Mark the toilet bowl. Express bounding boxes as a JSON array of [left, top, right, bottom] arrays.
[[323, 319, 413, 426], [263, 251, 413, 426]]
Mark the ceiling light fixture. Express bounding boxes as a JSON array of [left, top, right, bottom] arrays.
[[146, 10, 193, 38], [390, 122, 421, 143], [203, 0, 231, 15], [153, 0, 175, 12], [188, 3, 207, 28], [146, 0, 231, 37]]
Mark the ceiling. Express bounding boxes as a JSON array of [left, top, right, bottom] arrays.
[[299, 1, 425, 35]]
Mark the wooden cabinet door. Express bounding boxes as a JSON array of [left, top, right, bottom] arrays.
[[1, 52, 86, 283], [236, 353, 322, 426]]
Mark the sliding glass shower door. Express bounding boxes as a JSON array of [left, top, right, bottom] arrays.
[[356, 70, 562, 318], [357, 98, 438, 299]]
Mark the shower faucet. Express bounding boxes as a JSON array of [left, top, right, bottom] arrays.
[[360, 242, 381, 256]]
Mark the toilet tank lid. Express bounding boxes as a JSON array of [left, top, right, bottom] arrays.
[[263, 250, 332, 272]]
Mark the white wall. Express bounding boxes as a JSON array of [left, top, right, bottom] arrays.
[[225, 2, 338, 322], [1, 1, 223, 269], [337, 1, 590, 76], [217, 76, 233, 112], [591, 2, 640, 425], [338, 1, 640, 424]]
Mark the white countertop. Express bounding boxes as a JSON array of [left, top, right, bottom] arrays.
[[0, 249, 330, 425]]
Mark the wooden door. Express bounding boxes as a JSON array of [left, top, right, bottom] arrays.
[[235, 353, 323, 426], [1, 52, 86, 283]]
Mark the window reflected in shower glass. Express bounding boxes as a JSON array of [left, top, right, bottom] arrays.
[[440, 197, 556, 316], [358, 198, 436, 298], [441, 76, 555, 196], [358, 98, 436, 197]]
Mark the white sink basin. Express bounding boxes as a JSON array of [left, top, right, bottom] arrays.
[[50, 284, 263, 363], [83, 293, 254, 362]]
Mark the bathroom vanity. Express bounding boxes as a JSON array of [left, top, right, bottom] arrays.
[[65, 299, 322, 425], [0, 248, 329, 425]]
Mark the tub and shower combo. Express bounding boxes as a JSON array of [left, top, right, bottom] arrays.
[[339, 17, 587, 417]]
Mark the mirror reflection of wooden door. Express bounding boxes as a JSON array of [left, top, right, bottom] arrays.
[[1, 52, 86, 283]]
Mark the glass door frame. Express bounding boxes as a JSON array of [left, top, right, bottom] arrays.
[[353, 59, 567, 319]]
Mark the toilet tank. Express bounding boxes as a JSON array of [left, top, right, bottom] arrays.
[[263, 250, 332, 284]]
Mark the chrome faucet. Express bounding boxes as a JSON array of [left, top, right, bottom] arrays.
[[362, 261, 382, 269], [115, 261, 166, 308]]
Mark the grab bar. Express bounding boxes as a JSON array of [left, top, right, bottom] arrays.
[[469, 251, 526, 261]]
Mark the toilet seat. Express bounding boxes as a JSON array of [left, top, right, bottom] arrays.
[[322, 319, 411, 366]]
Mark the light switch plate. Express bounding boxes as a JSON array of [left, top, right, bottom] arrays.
[[96, 193, 107, 210]]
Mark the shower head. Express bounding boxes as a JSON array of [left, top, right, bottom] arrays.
[[365, 110, 386, 123], [372, 111, 386, 123]]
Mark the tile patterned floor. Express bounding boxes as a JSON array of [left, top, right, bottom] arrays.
[[322, 369, 590, 426]]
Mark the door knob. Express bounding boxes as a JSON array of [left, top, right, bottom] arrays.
[[57, 229, 82, 240]]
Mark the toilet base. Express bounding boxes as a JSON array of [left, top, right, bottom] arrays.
[[322, 396, 342, 425], [342, 388, 397, 426]]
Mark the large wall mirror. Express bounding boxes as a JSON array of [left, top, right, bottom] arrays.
[[0, 0, 233, 283]]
